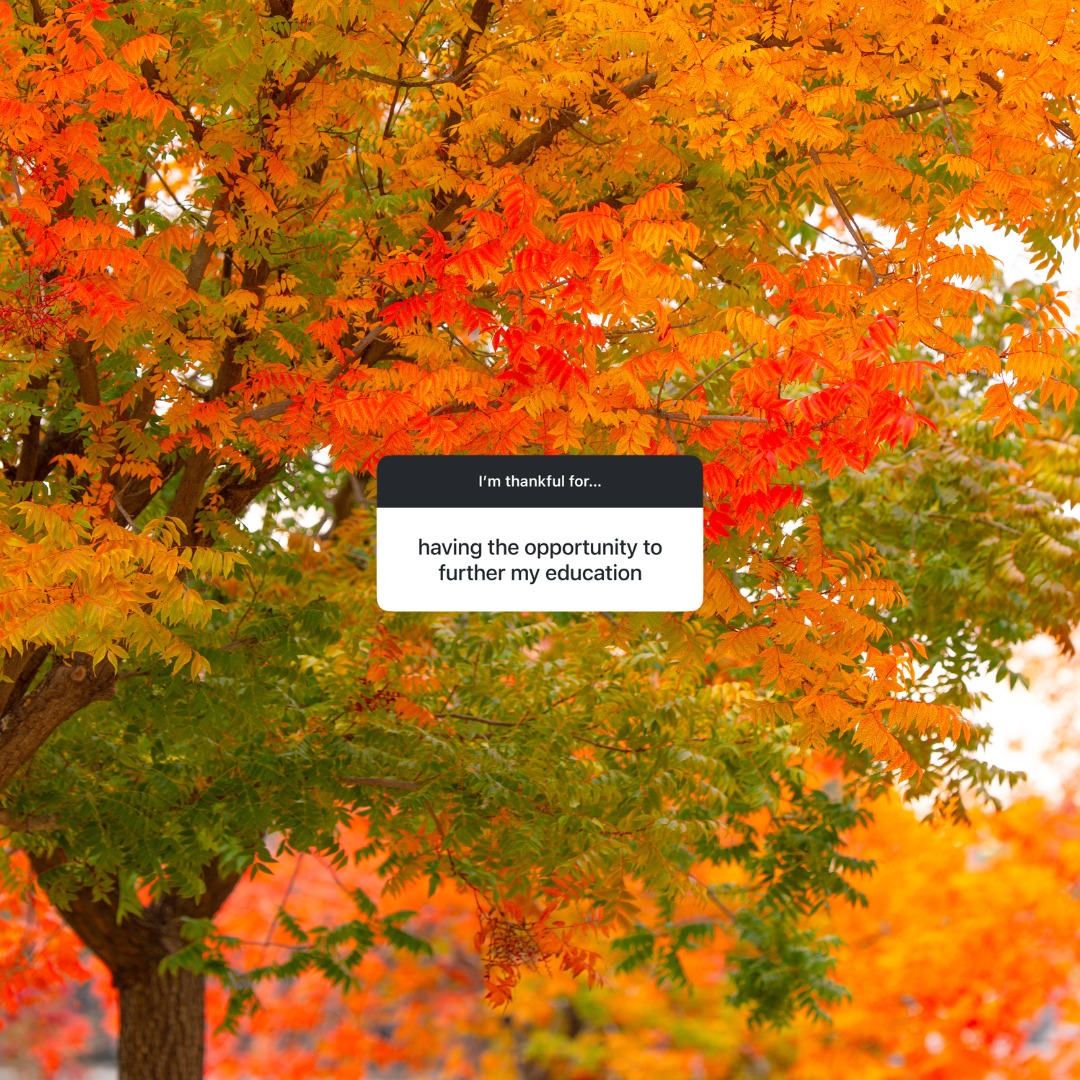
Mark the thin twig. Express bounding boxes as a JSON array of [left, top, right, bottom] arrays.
[[147, 162, 208, 223], [925, 512, 1023, 536], [665, 418, 685, 454], [604, 311, 703, 340], [807, 148, 882, 287], [676, 346, 752, 400], [687, 871, 739, 922], [637, 407, 767, 426], [934, 83, 963, 154], [577, 735, 650, 754], [344, 776, 423, 790], [435, 711, 516, 727], [258, 854, 305, 965], [802, 220, 856, 249], [114, 497, 137, 529]]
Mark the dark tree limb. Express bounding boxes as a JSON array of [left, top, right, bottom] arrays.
[[0, 645, 49, 719], [29, 425, 84, 483], [493, 69, 657, 170], [14, 374, 48, 482], [345, 776, 422, 791], [0, 654, 116, 795], [184, 191, 230, 294], [168, 260, 272, 538], [430, 68, 658, 234], [68, 337, 101, 406]]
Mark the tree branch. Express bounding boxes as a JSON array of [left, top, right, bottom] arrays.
[[235, 322, 386, 423], [0, 655, 116, 796], [492, 69, 658, 171], [68, 337, 100, 406], [344, 776, 423, 791], [0, 808, 58, 832], [359, 68, 455, 89], [430, 68, 658, 235], [14, 374, 48, 482], [806, 148, 882, 287], [184, 191, 230, 294], [891, 96, 958, 120], [675, 347, 752, 401], [31, 850, 240, 987], [0, 646, 49, 721], [436, 711, 516, 727], [168, 261, 273, 537], [637, 407, 768, 426]]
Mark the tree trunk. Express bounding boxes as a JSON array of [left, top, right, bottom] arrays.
[[31, 851, 240, 1079], [118, 967, 206, 1080]]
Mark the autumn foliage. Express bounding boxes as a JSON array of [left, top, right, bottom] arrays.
[[1, 0, 1077, 769], [2, 0, 1080, 1073]]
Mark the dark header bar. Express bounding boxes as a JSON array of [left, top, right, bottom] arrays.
[[377, 455, 702, 509]]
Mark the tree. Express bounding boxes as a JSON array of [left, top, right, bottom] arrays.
[[2, 0, 1080, 1074]]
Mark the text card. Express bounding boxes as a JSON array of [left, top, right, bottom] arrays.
[[376, 455, 703, 612]]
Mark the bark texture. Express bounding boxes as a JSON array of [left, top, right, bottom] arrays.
[[118, 968, 206, 1080]]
